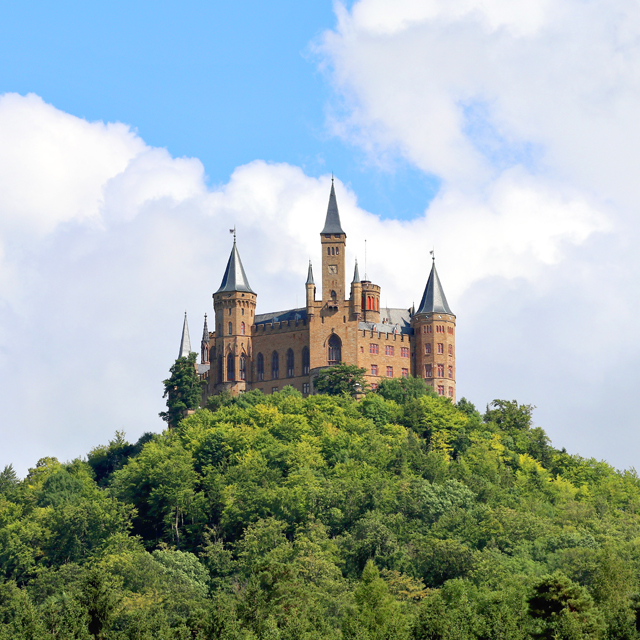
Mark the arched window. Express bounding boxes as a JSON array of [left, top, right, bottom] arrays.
[[228, 308, 232, 315], [286, 349, 294, 377], [227, 353, 235, 381], [256, 353, 264, 381], [327, 247, 330, 255], [240, 354, 246, 380], [331, 246, 335, 255], [228, 322, 232, 335], [272, 351, 279, 379], [218, 355, 223, 383], [336, 247, 339, 255], [302, 347, 310, 375], [327, 334, 341, 365], [240, 322, 245, 335], [242, 308, 245, 315], [331, 290, 336, 301], [202, 345, 209, 364]]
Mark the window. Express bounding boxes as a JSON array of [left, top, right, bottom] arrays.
[[437, 343, 444, 354], [401, 368, 409, 378], [239, 354, 246, 380], [385, 345, 394, 356], [401, 347, 409, 358], [425, 364, 432, 378], [448, 387, 454, 397], [425, 344, 431, 355], [371, 364, 378, 376], [228, 308, 232, 315], [386, 366, 393, 377], [370, 382, 378, 390], [272, 387, 278, 393], [256, 353, 264, 381], [227, 353, 235, 381], [437, 364, 445, 377], [272, 351, 279, 379], [437, 385, 445, 396], [228, 322, 232, 335], [240, 322, 245, 335], [302, 383, 310, 395], [448, 366, 453, 379], [302, 347, 310, 375], [336, 247, 339, 255], [242, 308, 244, 315], [287, 348, 294, 377], [448, 344, 453, 355], [327, 247, 330, 255], [328, 333, 341, 365], [370, 343, 379, 355]]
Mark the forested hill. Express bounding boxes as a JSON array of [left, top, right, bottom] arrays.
[[1, 382, 640, 639]]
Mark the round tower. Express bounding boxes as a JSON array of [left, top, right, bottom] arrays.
[[411, 259, 456, 401], [361, 281, 381, 324], [211, 236, 256, 394]]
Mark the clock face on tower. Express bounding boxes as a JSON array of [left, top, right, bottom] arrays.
[[328, 265, 338, 274]]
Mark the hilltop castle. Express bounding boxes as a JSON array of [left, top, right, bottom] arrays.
[[178, 180, 456, 400]]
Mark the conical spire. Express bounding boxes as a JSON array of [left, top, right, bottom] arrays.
[[306, 260, 315, 285], [352, 259, 360, 283], [416, 259, 453, 315], [216, 237, 254, 294], [179, 312, 192, 358], [321, 178, 345, 235], [201, 313, 209, 342]]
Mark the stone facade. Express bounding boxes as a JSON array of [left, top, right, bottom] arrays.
[[196, 181, 457, 401]]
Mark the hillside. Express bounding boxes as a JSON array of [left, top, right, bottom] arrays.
[[1, 382, 639, 639]]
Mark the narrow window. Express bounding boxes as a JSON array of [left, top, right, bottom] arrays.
[[336, 247, 339, 255], [227, 353, 235, 381], [448, 366, 453, 379], [286, 348, 294, 377], [371, 364, 378, 376], [327, 247, 330, 255], [257, 353, 264, 381], [386, 366, 393, 377], [242, 308, 245, 316], [448, 387, 454, 397], [448, 344, 453, 355], [328, 334, 341, 365], [425, 344, 431, 355], [302, 347, 310, 375], [272, 351, 279, 379], [401, 368, 408, 378], [437, 364, 445, 377], [331, 246, 335, 255], [241, 322, 245, 335], [437, 343, 444, 354], [302, 383, 310, 395], [228, 308, 232, 315], [437, 385, 445, 396], [240, 354, 246, 380]]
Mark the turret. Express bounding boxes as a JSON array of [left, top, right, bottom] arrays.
[[201, 314, 210, 364], [211, 233, 256, 393], [321, 179, 346, 308], [306, 260, 316, 312], [350, 260, 362, 319], [361, 281, 381, 323], [411, 256, 456, 401]]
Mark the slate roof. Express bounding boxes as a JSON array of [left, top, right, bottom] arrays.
[[216, 240, 254, 294], [306, 261, 315, 285], [416, 261, 454, 315], [254, 308, 308, 325], [321, 180, 345, 235], [352, 260, 360, 283], [359, 308, 414, 335], [197, 363, 210, 375]]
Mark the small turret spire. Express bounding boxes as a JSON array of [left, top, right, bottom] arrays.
[[201, 313, 209, 342], [321, 179, 345, 235], [352, 259, 360, 283], [306, 260, 315, 285], [179, 312, 192, 358]]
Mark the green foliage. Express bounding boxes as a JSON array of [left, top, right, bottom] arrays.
[[376, 375, 431, 403], [4, 390, 640, 638], [313, 363, 367, 396], [159, 352, 201, 427]]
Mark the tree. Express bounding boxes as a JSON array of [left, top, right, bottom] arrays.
[[313, 363, 367, 397], [160, 352, 202, 427], [376, 376, 430, 404]]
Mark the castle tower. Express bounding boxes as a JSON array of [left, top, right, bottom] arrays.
[[201, 314, 210, 364], [178, 312, 192, 358], [321, 180, 346, 309], [361, 281, 381, 323], [211, 235, 256, 394], [306, 260, 316, 313], [350, 260, 362, 320], [411, 257, 456, 401]]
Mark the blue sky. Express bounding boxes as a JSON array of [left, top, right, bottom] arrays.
[[0, 0, 437, 220]]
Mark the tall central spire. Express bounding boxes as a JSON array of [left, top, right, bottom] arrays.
[[216, 236, 254, 294], [321, 178, 345, 235]]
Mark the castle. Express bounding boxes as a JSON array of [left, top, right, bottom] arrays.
[[178, 180, 456, 400]]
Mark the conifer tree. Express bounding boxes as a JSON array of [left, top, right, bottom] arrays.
[[160, 352, 201, 427]]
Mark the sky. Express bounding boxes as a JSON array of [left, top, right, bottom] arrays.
[[1, 0, 639, 475]]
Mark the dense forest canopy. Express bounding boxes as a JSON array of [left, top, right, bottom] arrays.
[[1, 376, 640, 639]]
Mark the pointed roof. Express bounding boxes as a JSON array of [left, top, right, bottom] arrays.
[[416, 260, 454, 315], [216, 238, 254, 294], [321, 179, 345, 235], [179, 312, 192, 358], [201, 314, 209, 343], [306, 261, 315, 285], [352, 259, 360, 283]]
